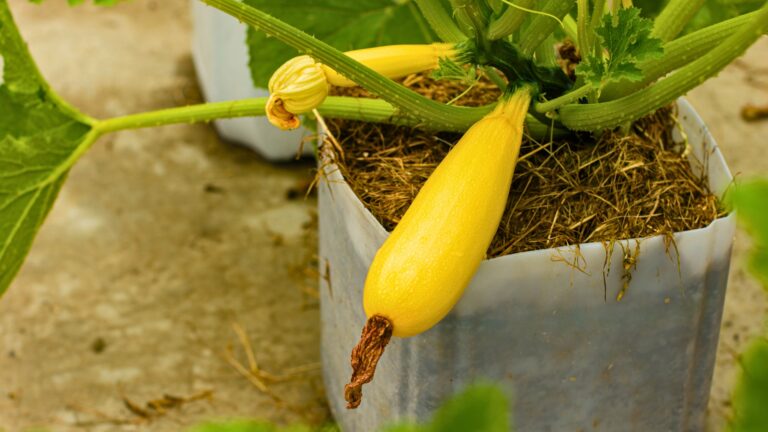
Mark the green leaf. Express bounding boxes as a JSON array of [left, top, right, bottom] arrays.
[[0, 0, 96, 297], [383, 383, 511, 432], [575, 7, 664, 89], [730, 339, 768, 432], [244, 0, 434, 88], [427, 383, 510, 432], [430, 57, 477, 85], [728, 180, 768, 289]]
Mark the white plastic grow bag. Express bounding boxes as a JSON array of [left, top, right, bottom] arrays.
[[318, 99, 735, 431], [191, 1, 313, 160]]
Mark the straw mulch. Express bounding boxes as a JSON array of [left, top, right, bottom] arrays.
[[324, 74, 724, 258]]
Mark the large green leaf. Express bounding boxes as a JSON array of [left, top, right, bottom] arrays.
[[0, 0, 96, 296], [575, 7, 664, 90], [244, 0, 435, 88]]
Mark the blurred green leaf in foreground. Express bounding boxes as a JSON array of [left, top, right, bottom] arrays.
[[728, 179, 768, 432], [189, 382, 510, 432]]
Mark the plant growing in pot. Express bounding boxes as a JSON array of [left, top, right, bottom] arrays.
[[0, 0, 767, 430]]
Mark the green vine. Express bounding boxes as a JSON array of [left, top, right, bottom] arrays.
[[518, 0, 573, 56], [652, 0, 706, 42], [94, 97, 415, 134], [559, 2, 768, 131], [414, 0, 467, 42], [488, 0, 535, 40]]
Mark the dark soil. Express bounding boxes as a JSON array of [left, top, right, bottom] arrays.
[[324, 73, 723, 258]]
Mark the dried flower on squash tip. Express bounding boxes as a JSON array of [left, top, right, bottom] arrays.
[[267, 55, 329, 130]]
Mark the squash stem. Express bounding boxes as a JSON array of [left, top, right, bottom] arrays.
[[414, 0, 468, 42], [576, 0, 590, 55], [488, 0, 535, 40], [93, 97, 427, 134], [518, 0, 574, 56], [535, 83, 592, 113], [562, 14, 578, 42], [652, 0, 705, 42], [498, 85, 533, 119]]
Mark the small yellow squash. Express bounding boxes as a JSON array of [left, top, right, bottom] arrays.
[[363, 88, 532, 338], [345, 87, 532, 409]]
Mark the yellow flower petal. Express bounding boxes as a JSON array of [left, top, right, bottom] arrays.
[[266, 95, 301, 130], [267, 55, 330, 129]]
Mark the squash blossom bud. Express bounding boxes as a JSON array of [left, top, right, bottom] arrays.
[[267, 55, 330, 130], [267, 43, 459, 130]]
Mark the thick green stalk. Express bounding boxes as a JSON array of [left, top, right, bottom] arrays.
[[610, 0, 620, 17], [601, 11, 761, 100], [92, 96, 558, 138], [483, 67, 508, 90], [652, 0, 705, 42], [559, 3, 768, 131], [576, 0, 590, 55], [449, 0, 478, 37], [562, 14, 578, 42], [201, 0, 492, 132], [450, 0, 490, 40], [93, 97, 421, 134], [535, 34, 558, 67], [518, 0, 574, 56], [487, 0, 535, 40], [581, 0, 608, 58], [591, 0, 606, 24], [535, 83, 592, 113], [414, 0, 467, 42], [487, 0, 504, 15]]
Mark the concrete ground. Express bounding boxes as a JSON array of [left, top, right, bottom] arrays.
[[0, 1, 766, 431]]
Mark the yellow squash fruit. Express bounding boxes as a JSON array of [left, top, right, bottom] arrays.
[[322, 43, 457, 87], [345, 87, 532, 408], [266, 43, 457, 130]]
